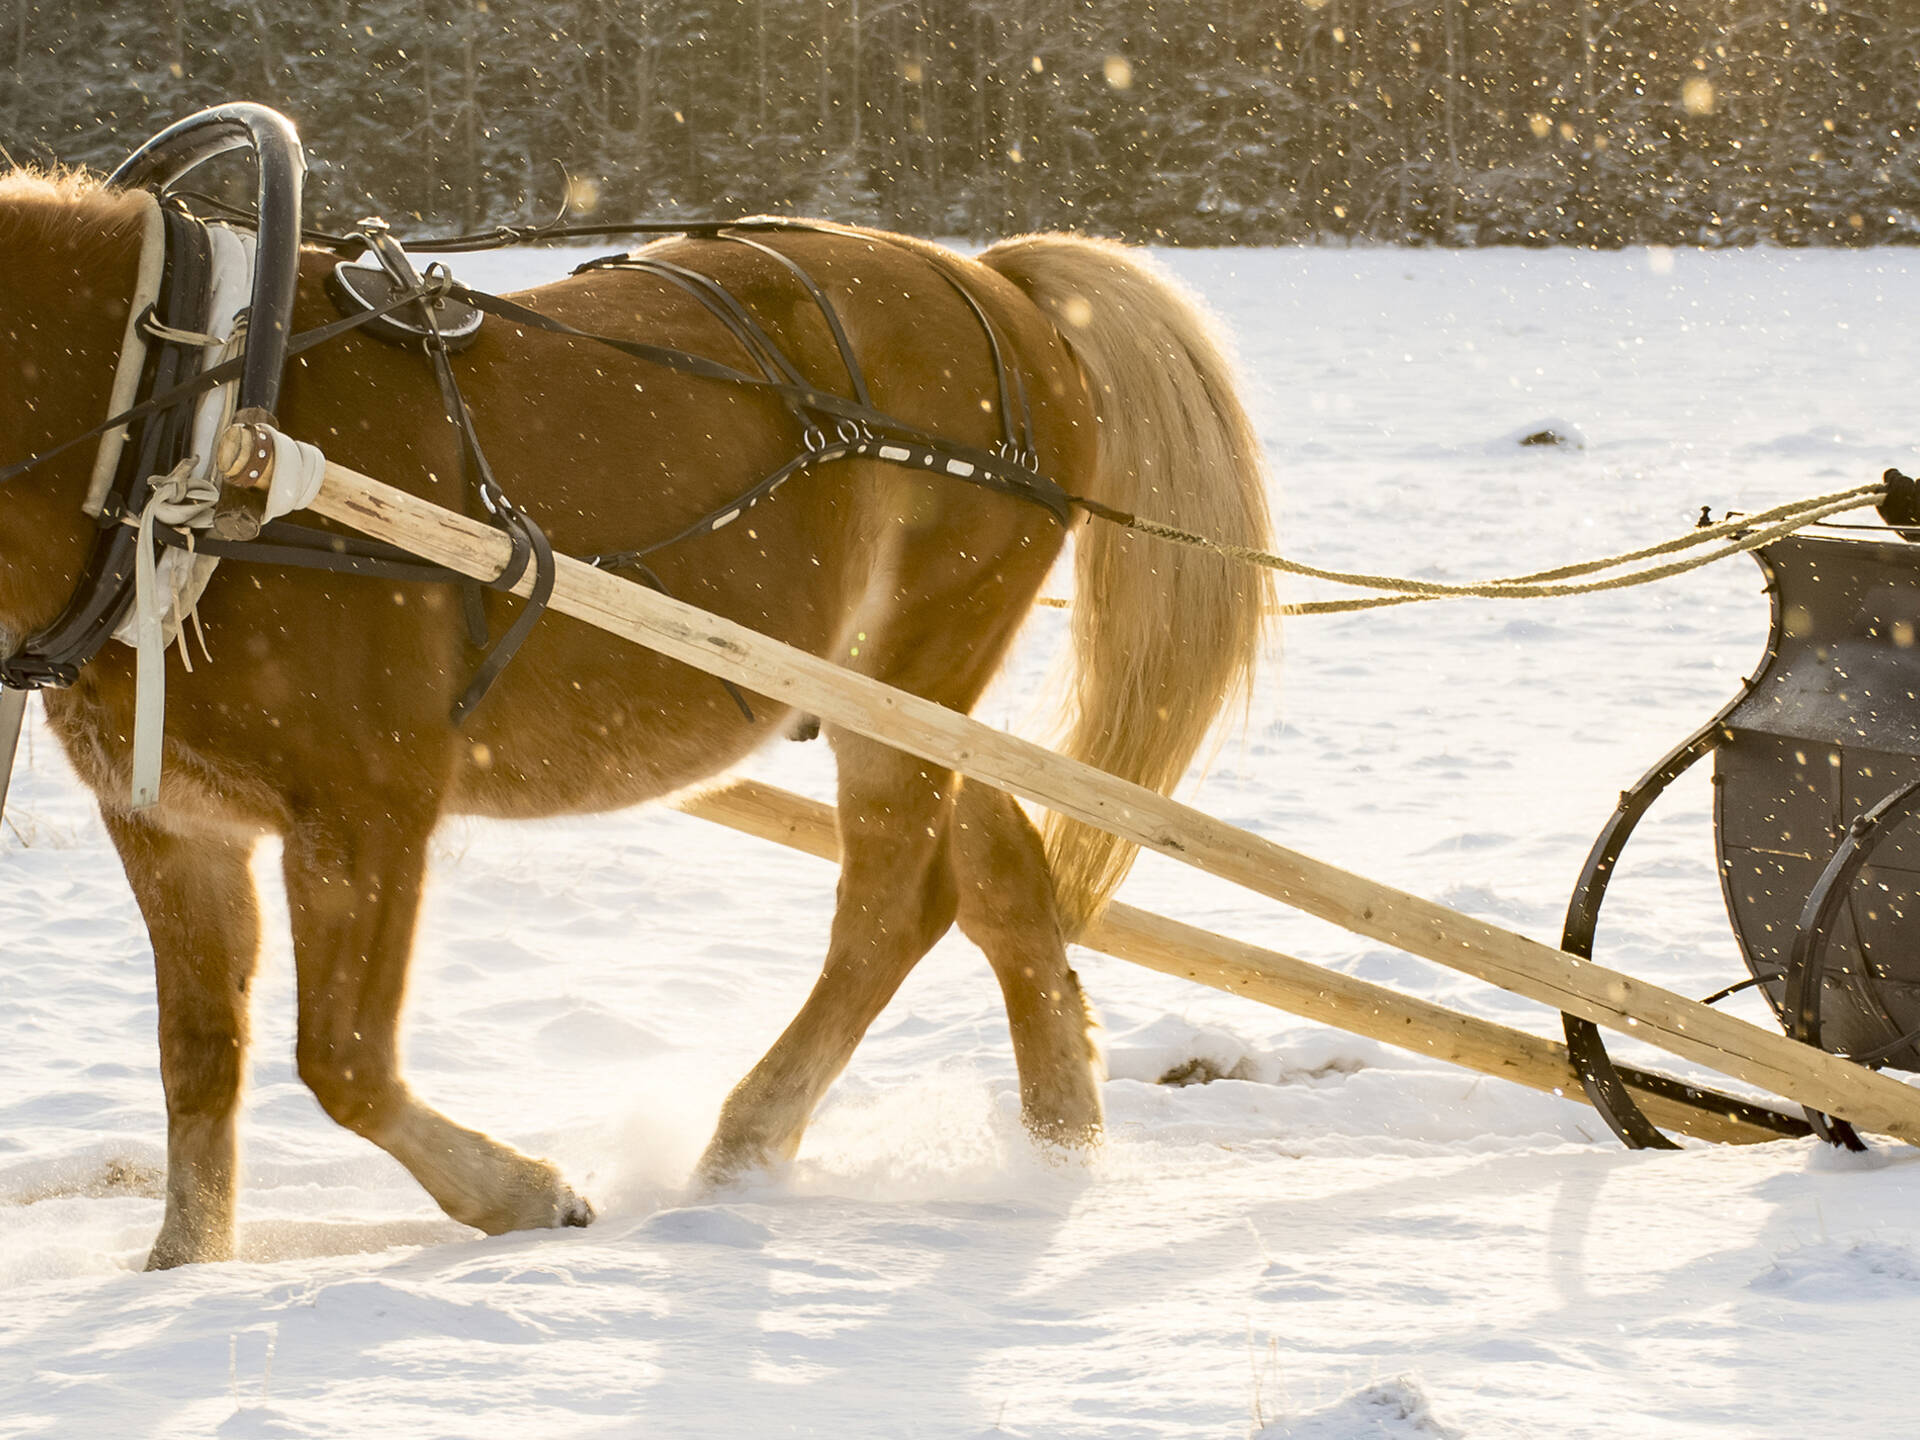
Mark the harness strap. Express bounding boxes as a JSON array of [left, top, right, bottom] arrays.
[[130, 457, 221, 806], [924, 259, 1027, 457], [579, 431, 1062, 577], [0, 268, 468, 702], [596, 253, 810, 390], [573, 241, 1031, 459], [0, 277, 469, 496], [370, 230, 501, 647], [157, 513, 538, 609], [159, 519, 472, 584], [717, 232, 874, 409], [7, 246, 496, 786], [449, 508, 556, 723], [418, 321, 560, 724], [448, 282, 1074, 524], [431, 256, 755, 721], [1008, 364, 1037, 463], [584, 441, 838, 571], [416, 283, 552, 714]]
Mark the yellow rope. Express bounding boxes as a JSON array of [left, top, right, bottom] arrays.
[[1038, 482, 1888, 618]]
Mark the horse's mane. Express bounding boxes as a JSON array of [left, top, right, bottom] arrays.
[[0, 167, 150, 254]]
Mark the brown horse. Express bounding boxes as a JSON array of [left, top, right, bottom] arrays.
[[0, 171, 1272, 1268]]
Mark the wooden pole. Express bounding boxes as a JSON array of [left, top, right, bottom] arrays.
[[0, 684, 27, 826], [681, 779, 1794, 1146], [221, 430, 1920, 1143]]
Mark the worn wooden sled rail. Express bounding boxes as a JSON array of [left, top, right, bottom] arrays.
[[681, 779, 1792, 1146], [221, 424, 1920, 1145]]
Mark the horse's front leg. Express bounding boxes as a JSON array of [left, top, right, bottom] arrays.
[[103, 813, 261, 1270], [281, 800, 592, 1235]]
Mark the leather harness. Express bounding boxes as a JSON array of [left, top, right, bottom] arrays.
[[0, 105, 1078, 815]]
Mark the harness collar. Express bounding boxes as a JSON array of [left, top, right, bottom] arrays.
[[0, 203, 217, 692], [1, 102, 308, 697]]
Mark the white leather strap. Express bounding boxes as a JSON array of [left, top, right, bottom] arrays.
[[128, 460, 221, 810], [83, 193, 166, 517]]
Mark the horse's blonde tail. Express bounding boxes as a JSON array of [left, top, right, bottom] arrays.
[[980, 234, 1274, 937]]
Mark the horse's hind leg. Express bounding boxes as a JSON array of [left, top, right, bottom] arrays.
[[105, 814, 261, 1269], [696, 735, 957, 1186], [950, 779, 1103, 1148], [281, 801, 592, 1235]]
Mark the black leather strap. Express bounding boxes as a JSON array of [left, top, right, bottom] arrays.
[[448, 283, 1074, 524]]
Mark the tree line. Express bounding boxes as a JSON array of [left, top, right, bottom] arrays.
[[3, 0, 1914, 245]]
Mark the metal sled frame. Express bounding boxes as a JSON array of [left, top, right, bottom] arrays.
[[1566, 530, 1920, 1149]]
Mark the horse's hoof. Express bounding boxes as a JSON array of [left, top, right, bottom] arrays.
[[691, 1139, 785, 1196], [1023, 1114, 1104, 1158], [144, 1229, 231, 1270], [691, 1150, 743, 1195]]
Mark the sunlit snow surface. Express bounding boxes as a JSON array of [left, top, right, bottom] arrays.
[[6, 246, 1920, 1438]]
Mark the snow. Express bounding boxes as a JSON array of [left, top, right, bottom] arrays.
[[7, 245, 1920, 1437]]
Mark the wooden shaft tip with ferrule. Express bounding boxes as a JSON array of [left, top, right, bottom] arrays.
[[214, 420, 276, 492]]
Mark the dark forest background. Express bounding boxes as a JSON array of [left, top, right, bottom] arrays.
[[3, 0, 1916, 245]]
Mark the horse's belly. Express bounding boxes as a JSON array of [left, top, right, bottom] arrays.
[[444, 692, 792, 821]]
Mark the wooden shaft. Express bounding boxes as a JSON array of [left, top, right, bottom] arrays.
[[681, 778, 1788, 1146], [231, 432, 1920, 1143], [0, 684, 27, 825]]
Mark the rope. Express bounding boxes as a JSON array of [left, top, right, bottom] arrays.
[[1059, 482, 1887, 617]]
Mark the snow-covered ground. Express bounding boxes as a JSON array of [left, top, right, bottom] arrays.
[[7, 245, 1920, 1439]]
